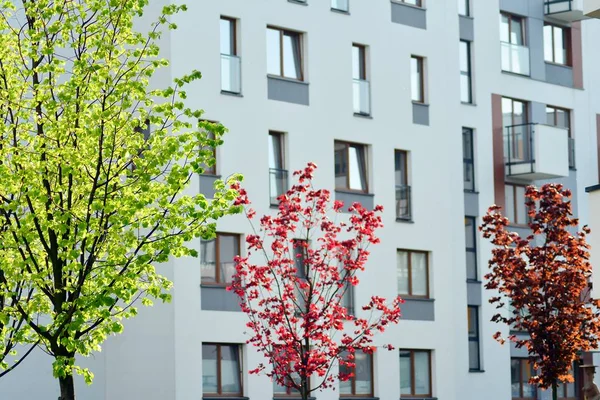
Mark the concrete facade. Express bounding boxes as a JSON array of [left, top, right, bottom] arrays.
[[3, 0, 600, 399]]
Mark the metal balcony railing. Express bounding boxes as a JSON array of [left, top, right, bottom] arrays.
[[332, 0, 349, 11], [220, 54, 241, 94], [504, 123, 535, 176], [269, 168, 288, 206], [544, 0, 574, 14], [353, 78, 371, 116], [395, 184, 412, 221], [568, 137, 576, 169], [500, 42, 530, 76]]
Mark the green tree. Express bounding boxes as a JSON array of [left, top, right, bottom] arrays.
[[0, 1, 241, 398]]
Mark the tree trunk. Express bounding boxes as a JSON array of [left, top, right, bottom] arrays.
[[58, 374, 75, 400], [301, 377, 309, 400], [552, 380, 558, 400]]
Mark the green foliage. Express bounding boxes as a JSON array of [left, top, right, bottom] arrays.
[[0, 0, 241, 385]]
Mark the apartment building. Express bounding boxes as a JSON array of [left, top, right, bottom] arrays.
[[3, 0, 600, 399]]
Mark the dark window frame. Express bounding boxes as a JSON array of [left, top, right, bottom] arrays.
[[460, 40, 473, 104], [467, 306, 481, 371], [400, 349, 432, 398], [500, 13, 526, 46], [339, 350, 375, 398], [200, 232, 241, 286], [220, 16, 237, 56], [544, 23, 571, 66], [334, 140, 369, 194], [505, 183, 529, 226], [511, 358, 537, 400], [352, 43, 367, 80], [465, 216, 477, 281], [397, 249, 430, 299], [411, 56, 425, 104], [267, 26, 304, 81], [202, 343, 244, 397], [462, 127, 475, 192]]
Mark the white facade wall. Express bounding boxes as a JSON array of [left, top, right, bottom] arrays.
[[2, 0, 600, 399]]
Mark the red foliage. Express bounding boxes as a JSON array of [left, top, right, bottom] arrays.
[[481, 184, 600, 390], [229, 163, 402, 399]]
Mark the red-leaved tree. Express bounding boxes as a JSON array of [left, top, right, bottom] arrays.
[[481, 183, 600, 400], [229, 163, 402, 400]]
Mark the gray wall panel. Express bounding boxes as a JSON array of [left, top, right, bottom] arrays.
[[267, 76, 310, 105], [464, 191, 479, 217], [199, 175, 220, 199], [412, 103, 429, 126], [201, 286, 241, 312], [467, 281, 482, 306], [459, 16, 474, 41], [402, 299, 435, 321], [391, 2, 426, 30], [530, 101, 547, 124], [545, 62, 574, 87], [528, 18, 546, 81], [335, 190, 374, 211]]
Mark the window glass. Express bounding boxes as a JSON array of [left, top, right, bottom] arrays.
[[202, 344, 218, 393], [500, 14, 510, 43], [466, 252, 477, 281], [267, 28, 281, 76], [399, 351, 412, 395], [516, 186, 527, 224], [462, 128, 474, 191], [414, 352, 430, 395], [411, 252, 428, 296], [355, 352, 372, 394], [556, 108, 569, 129], [522, 361, 536, 397], [395, 151, 408, 186], [269, 133, 284, 169], [219, 235, 239, 284], [553, 26, 565, 64], [397, 251, 409, 295], [283, 31, 302, 80], [465, 217, 475, 249], [459, 41, 471, 103], [411, 57, 424, 102], [510, 17, 524, 45], [511, 359, 521, 397], [458, 0, 469, 16], [352, 45, 365, 80], [334, 142, 349, 190], [504, 185, 515, 223], [544, 25, 553, 62], [220, 18, 235, 55], [348, 145, 367, 191], [200, 239, 217, 283], [221, 346, 241, 394]]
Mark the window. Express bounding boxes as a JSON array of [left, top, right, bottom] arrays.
[[460, 41, 473, 103], [334, 141, 368, 193], [397, 250, 429, 298], [468, 306, 481, 371], [504, 184, 528, 226], [458, 0, 470, 16], [267, 27, 303, 81], [558, 366, 577, 400], [273, 348, 304, 397], [352, 44, 370, 115], [269, 132, 287, 205], [511, 358, 536, 399], [400, 350, 432, 397], [399, 0, 423, 7], [200, 233, 241, 285], [465, 217, 477, 281], [200, 120, 219, 175], [202, 343, 243, 396], [339, 351, 374, 397], [411, 56, 425, 103], [332, 0, 349, 12], [544, 24, 570, 65], [546, 105, 574, 169], [500, 13, 525, 46], [462, 128, 475, 191], [502, 97, 529, 163], [220, 17, 241, 94], [395, 150, 411, 221]]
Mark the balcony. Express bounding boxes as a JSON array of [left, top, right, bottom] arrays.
[[504, 123, 569, 180], [332, 0, 349, 11], [220, 54, 241, 94], [585, 0, 600, 18], [501, 42, 530, 76], [269, 168, 288, 206], [353, 79, 371, 116], [395, 185, 412, 221], [545, 0, 592, 21]]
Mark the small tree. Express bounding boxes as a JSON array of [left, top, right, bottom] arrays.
[[481, 184, 600, 400], [230, 163, 402, 400], [0, 1, 241, 398]]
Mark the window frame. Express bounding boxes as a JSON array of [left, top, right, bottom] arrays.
[[411, 56, 425, 104], [334, 140, 369, 194], [397, 249, 430, 299], [462, 127, 475, 192], [352, 43, 367, 81], [467, 306, 481, 371], [267, 26, 304, 81], [504, 183, 529, 226], [269, 131, 286, 170], [465, 216, 478, 281], [400, 349, 432, 398], [500, 13, 526, 46], [202, 343, 244, 397], [545, 105, 571, 136], [200, 232, 241, 286], [339, 351, 375, 398], [220, 16, 237, 56], [511, 358, 537, 400], [459, 40, 473, 104], [458, 0, 470, 16], [543, 23, 571, 66]]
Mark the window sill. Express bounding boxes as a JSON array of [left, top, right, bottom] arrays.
[[200, 283, 230, 289], [412, 100, 429, 106], [331, 7, 350, 14], [390, 1, 426, 10], [204, 397, 249, 400], [469, 369, 486, 373], [267, 74, 308, 85], [466, 279, 482, 284], [461, 101, 477, 107], [401, 297, 434, 302], [507, 224, 530, 229], [464, 189, 479, 194], [353, 112, 373, 119], [459, 14, 473, 19], [501, 70, 531, 78], [334, 189, 374, 197], [200, 173, 221, 178], [221, 90, 243, 97], [287, 0, 308, 5], [544, 60, 572, 69], [396, 218, 414, 223]]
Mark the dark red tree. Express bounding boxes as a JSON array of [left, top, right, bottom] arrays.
[[229, 163, 402, 400], [481, 183, 600, 400]]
